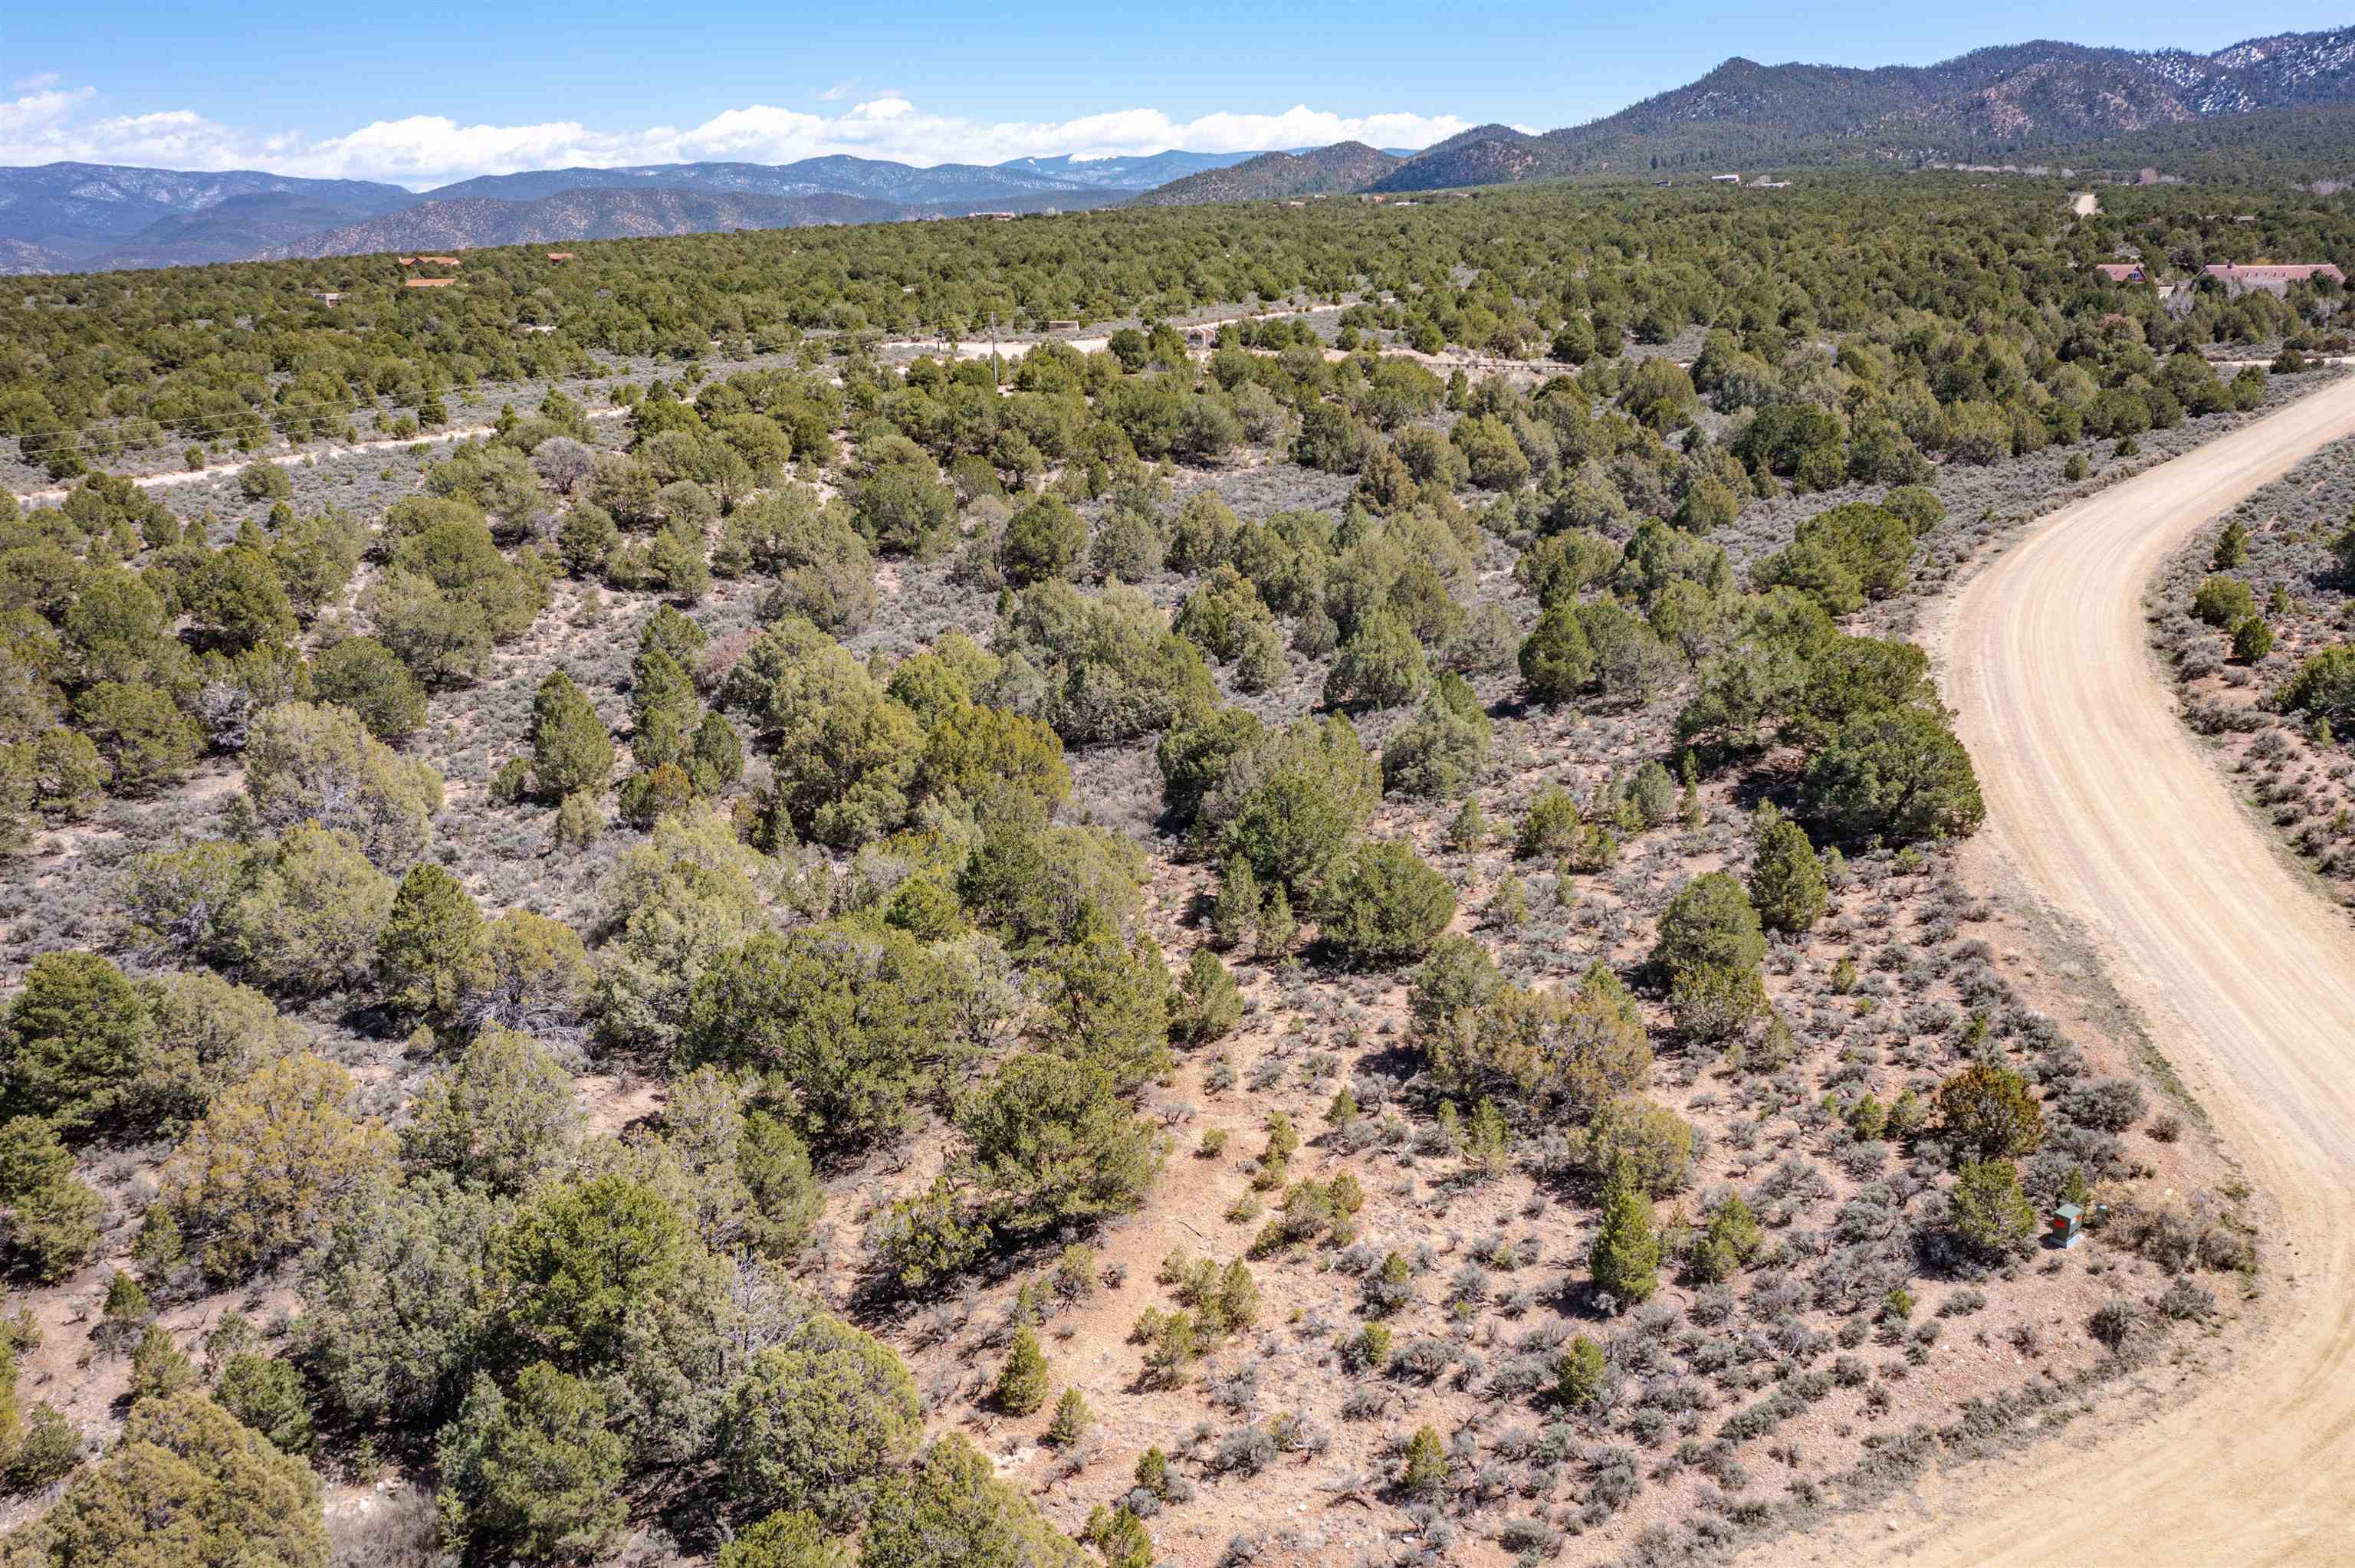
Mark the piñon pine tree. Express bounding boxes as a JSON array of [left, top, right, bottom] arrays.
[[1589, 1156, 1660, 1308], [994, 1325, 1048, 1415]]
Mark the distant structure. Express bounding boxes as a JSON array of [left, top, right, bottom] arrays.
[[399, 256, 461, 267], [1750, 179, 1791, 189], [972, 212, 1018, 221], [545, 252, 576, 263], [307, 290, 344, 305], [1710, 173, 1742, 184], [2092, 263, 2150, 284], [2202, 262, 2345, 295], [403, 277, 459, 289]]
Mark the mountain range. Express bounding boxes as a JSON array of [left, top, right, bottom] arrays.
[[0, 164, 422, 273], [8, 28, 2355, 274], [251, 188, 943, 260], [1361, 29, 2355, 191], [0, 150, 1278, 274]]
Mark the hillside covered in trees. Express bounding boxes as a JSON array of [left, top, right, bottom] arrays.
[[1134, 145, 1406, 207], [0, 170, 2320, 1566], [1370, 29, 2355, 187]]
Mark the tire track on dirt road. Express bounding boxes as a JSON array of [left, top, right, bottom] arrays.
[[1767, 371, 2355, 1563]]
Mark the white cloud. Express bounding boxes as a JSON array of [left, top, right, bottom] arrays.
[[0, 83, 1471, 188], [13, 72, 62, 93], [0, 84, 97, 142]]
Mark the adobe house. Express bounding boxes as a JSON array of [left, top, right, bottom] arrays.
[[2202, 263, 2346, 296]]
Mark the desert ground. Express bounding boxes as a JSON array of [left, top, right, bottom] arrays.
[[1748, 368, 2355, 1564]]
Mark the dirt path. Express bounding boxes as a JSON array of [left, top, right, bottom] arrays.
[[1765, 372, 2355, 1562], [879, 303, 1348, 363], [12, 406, 631, 504]]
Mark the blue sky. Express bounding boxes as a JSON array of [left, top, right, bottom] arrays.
[[5, 1, 2350, 185]]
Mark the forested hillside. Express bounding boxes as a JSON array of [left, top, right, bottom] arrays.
[[1135, 144, 1404, 206], [0, 171, 2323, 1566], [254, 188, 931, 260], [1369, 28, 2355, 185]]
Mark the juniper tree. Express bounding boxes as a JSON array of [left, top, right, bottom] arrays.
[[862, 1435, 1089, 1568], [1556, 1334, 1606, 1408], [1518, 603, 1596, 704], [1949, 1158, 2038, 1257], [0, 1117, 102, 1282], [721, 1511, 846, 1568], [1933, 1061, 2045, 1162], [1171, 947, 1242, 1045], [2, 950, 152, 1132], [436, 1363, 626, 1566], [1693, 1192, 1762, 1282], [1747, 805, 1829, 935], [529, 670, 614, 802], [2212, 519, 2249, 569], [11, 1393, 325, 1567], [378, 861, 484, 1025], [716, 1315, 921, 1526]]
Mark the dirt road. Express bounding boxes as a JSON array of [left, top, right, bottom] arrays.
[[14, 406, 630, 504], [879, 303, 1348, 363], [1772, 372, 2355, 1561]]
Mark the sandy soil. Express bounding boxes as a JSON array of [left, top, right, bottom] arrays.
[[2072, 192, 2100, 217], [1753, 368, 2355, 1562]]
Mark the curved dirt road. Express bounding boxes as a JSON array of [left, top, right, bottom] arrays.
[[1789, 373, 2355, 1563]]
